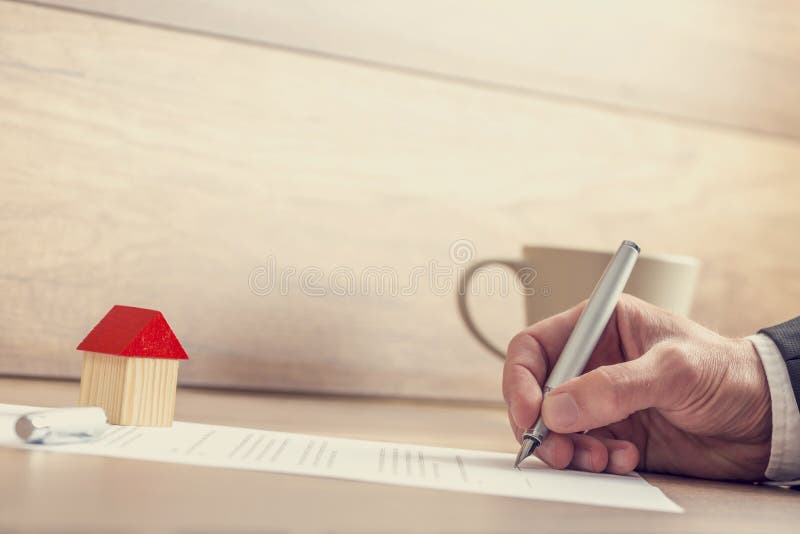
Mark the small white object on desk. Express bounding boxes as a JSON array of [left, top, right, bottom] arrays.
[[14, 407, 109, 445]]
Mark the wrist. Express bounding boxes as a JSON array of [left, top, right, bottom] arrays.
[[704, 336, 772, 480]]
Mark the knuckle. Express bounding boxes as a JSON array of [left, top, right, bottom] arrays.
[[506, 331, 549, 375], [616, 294, 651, 332], [595, 365, 630, 410], [616, 293, 642, 319], [617, 292, 635, 310], [506, 331, 529, 357], [658, 343, 700, 385]]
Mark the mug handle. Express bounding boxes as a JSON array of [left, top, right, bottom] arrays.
[[457, 259, 532, 360]]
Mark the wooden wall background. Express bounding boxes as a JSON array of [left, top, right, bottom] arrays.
[[2, 1, 799, 401]]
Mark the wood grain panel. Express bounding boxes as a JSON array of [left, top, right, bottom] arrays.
[[33, 0, 800, 138], [1, 3, 799, 401]]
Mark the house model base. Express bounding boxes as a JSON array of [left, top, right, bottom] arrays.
[[79, 351, 179, 426]]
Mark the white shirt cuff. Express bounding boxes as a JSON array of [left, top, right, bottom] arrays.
[[748, 334, 800, 482]]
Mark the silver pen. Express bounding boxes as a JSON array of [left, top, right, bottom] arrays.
[[514, 240, 640, 468]]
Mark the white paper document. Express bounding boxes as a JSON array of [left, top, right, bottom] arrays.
[[0, 404, 681, 512]]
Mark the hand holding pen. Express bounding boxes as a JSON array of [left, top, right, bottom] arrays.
[[504, 242, 773, 480]]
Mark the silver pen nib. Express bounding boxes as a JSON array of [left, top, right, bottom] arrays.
[[514, 436, 540, 469]]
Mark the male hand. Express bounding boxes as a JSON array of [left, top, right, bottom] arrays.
[[503, 294, 772, 480]]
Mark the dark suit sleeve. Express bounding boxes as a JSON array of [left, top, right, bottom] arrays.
[[760, 317, 800, 414]]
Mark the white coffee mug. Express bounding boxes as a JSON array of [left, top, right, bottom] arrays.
[[458, 245, 700, 359]]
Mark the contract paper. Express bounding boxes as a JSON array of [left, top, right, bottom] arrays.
[[0, 404, 681, 512]]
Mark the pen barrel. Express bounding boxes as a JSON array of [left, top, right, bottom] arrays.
[[542, 241, 639, 391], [524, 241, 638, 445]]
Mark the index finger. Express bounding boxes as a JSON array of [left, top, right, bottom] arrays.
[[503, 302, 586, 431]]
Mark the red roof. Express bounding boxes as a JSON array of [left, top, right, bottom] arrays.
[[76, 305, 189, 360]]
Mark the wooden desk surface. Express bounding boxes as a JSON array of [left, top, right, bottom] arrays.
[[1, 378, 797, 533]]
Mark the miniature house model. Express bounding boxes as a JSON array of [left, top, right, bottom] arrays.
[[77, 305, 189, 426]]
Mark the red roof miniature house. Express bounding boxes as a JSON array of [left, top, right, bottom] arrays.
[[77, 305, 189, 426]]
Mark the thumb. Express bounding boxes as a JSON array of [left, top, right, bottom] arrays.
[[541, 346, 677, 433]]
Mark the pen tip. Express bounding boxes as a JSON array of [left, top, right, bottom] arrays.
[[514, 437, 540, 469]]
